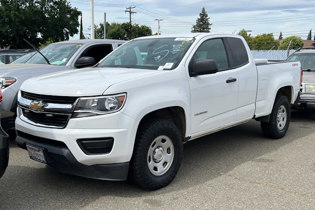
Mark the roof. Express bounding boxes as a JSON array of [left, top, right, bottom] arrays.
[[294, 48, 315, 54], [134, 33, 243, 40], [302, 40, 315, 48], [0, 49, 33, 55], [55, 39, 126, 45]]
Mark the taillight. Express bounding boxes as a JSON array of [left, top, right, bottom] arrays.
[[300, 67, 303, 86], [0, 89, 2, 102]]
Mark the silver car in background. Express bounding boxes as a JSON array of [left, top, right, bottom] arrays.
[[0, 39, 125, 138], [287, 49, 315, 107]]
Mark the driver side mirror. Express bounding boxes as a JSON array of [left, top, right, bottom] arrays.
[[189, 59, 218, 77], [75, 56, 96, 68]]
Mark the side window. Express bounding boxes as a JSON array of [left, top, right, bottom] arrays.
[[80, 44, 113, 64], [225, 37, 249, 68], [191, 39, 229, 71]]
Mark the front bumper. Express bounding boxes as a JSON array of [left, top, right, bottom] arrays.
[[16, 132, 129, 180], [15, 110, 137, 180]]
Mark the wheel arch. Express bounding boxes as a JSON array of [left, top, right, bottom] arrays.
[[136, 106, 187, 140]]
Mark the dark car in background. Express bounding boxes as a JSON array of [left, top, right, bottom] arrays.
[[11, 52, 36, 64], [287, 49, 315, 106], [0, 49, 33, 64], [0, 125, 9, 178]]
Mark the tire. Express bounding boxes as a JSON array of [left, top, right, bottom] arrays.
[[261, 95, 290, 139], [129, 118, 183, 190]]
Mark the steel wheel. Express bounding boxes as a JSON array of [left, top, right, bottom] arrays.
[[277, 105, 287, 130], [261, 95, 290, 139], [147, 135, 174, 176]]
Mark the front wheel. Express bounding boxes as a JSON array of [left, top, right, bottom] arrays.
[[129, 119, 183, 190], [261, 95, 290, 139]]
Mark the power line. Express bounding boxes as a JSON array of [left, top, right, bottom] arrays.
[[125, 6, 136, 25]]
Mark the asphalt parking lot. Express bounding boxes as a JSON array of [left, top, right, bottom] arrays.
[[1, 108, 314, 209]]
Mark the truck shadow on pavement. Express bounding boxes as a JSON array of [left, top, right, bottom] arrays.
[[1, 107, 315, 209]]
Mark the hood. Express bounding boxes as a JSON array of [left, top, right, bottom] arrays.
[[21, 67, 165, 96], [302, 71, 315, 84], [0, 64, 67, 78]]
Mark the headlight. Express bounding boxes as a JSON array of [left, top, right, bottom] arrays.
[[73, 93, 126, 118], [0, 77, 16, 89]]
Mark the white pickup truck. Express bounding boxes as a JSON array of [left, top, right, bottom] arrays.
[[15, 34, 301, 190]]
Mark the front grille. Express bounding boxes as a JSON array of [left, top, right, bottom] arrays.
[[20, 91, 77, 128], [23, 109, 70, 128], [21, 91, 77, 104]]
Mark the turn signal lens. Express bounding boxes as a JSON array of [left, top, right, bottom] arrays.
[[0, 77, 16, 89]]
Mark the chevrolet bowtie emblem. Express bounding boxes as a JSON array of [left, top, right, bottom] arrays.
[[29, 101, 45, 112]]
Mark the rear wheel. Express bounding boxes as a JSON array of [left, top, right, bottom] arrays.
[[129, 119, 183, 190], [261, 95, 290, 139]]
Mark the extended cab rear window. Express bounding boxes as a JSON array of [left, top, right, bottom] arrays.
[[225, 37, 249, 68]]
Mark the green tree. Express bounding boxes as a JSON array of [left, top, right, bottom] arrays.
[[0, 0, 44, 48], [279, 32, 283, 40], [192, 7, 212, 32], [0, 0, 81, 49], [251, 33, 279, 50], [279, 36, 304, 50], [95, 22, 152, 40], [238, 29, 253, 49], [307, 29, 312, 40], [39, 0, 81, 43]]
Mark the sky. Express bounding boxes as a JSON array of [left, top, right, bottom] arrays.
[[68, 0, 315, 40]]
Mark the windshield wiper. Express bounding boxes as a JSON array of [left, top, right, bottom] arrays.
[[23, 38, 50, 65]]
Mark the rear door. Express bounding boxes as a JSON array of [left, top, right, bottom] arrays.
[[224, 37, 257, 121]]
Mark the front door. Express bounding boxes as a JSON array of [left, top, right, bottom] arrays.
[[189, 38, 239, 136]]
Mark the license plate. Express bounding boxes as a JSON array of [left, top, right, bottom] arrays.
[[305, 84, 315, 93], [26, 144, 46, 164]]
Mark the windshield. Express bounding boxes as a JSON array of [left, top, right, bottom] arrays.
[[12, 52, 35, 64], [288, 53, 315, 71], [26, 43, 83, 65], [98, 37, 194, 70]]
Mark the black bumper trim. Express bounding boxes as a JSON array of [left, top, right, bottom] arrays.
[[16, 134, 129, 181]]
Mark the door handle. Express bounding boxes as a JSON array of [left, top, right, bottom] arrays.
[[226, 78, 237, 83]]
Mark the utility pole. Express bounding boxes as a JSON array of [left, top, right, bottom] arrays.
[[155, 19, 163, 35], [104, 12, 106, 39], [125, 6, 136, 39], [90, 0, 95, 39], [125, 6, 136, 25]]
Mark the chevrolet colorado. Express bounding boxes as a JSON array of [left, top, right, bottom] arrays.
[[15, 34, 301, 190]]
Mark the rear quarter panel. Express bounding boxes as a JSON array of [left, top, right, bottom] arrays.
[[255, 61, 301, 117]]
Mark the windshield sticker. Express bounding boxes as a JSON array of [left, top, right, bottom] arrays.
[[174, 38, 193, 42], [163, 63, 174, 70], [158, 66, 164, 71]]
